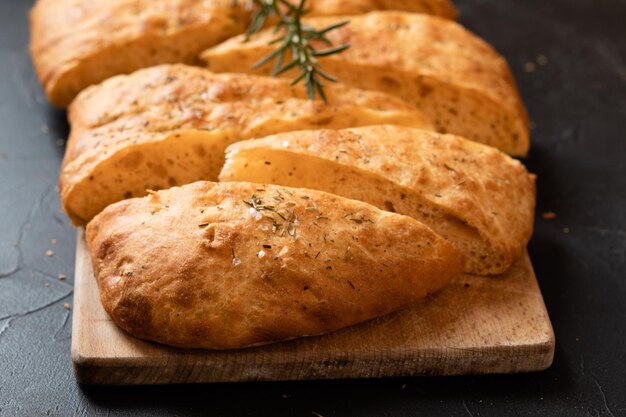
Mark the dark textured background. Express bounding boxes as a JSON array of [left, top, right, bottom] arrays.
[[1, 0, 625, 416]]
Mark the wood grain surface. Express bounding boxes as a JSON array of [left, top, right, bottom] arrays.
[[71, 230, 554, 385]]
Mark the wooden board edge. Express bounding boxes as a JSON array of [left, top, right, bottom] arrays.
[[72, 340, 555, 385], [70, 229, 88, 383], [71, 332, 555, 384]]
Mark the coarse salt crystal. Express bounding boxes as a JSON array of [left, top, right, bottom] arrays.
[[282, 141, 290, 148], [232, 257, 242, 267], [258, 250, 266, 259], [249, 207, 263, 221]]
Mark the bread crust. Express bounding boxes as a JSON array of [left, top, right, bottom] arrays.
[[286, 0, 457, 19], [202, 11, 530, 156], [29, 0, 456, 107], [60, 64, 433, 225], [221, 125, 536, 275], [86, 181, 464, 349]]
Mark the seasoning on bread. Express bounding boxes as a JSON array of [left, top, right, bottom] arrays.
[[220, 125, 536, 275], [202, 11, 530, 156], [29, 0, 456, 107], [86, 181, 464, 349], [60, 64, 433, 226]]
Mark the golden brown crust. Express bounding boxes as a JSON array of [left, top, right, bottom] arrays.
[[221, 126, 536, 275], [29, 0, 249, 107], [61, 64, 433, 225], [86, 181, 464, 349], [289, 0, 457, 19], [202, 11, 530, 156]]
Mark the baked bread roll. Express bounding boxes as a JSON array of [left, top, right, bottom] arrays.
[[202, 11, 530, 156], [29, 0, 456, 107], [60, 64, 433, 226], [86, 181, 464, 349], [29, 0, 249, 107], [220, 125, 536, 275]]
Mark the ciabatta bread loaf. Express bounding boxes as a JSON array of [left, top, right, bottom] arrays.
[[29, 0, 249, 107], [86, 181, 464, 349], [29, 0, 456, 107], [61, 64, 433, 225], [202, 11, 530, 156], [220, 125, 536, 275]]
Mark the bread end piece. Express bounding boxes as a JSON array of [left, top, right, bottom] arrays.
[[86, 181, 464, 349], [29, 0, 249, 107]]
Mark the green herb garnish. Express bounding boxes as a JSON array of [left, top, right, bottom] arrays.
[[244, 194, 299, 238], [237, 0, 350, 101]]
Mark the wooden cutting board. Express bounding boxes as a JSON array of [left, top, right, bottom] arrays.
[[71, 230, 554, 385]]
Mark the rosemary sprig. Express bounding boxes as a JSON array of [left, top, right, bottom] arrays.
[[237, 0, 350, 101]]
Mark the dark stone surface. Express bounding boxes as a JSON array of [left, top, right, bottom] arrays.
[[1, 0, 625, 415]]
